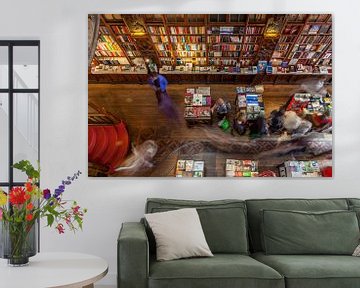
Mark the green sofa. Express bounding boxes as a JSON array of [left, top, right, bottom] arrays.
[[118, 198, 360, 288]]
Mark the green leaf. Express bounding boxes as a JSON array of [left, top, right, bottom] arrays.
[[47, 214, 54, 227], [12, 160, 40, 180]]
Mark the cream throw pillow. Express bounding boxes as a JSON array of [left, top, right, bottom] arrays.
[[145, 208, 213, 261]]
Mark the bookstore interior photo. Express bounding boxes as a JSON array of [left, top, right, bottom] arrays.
[[88, 14, 332, 177]]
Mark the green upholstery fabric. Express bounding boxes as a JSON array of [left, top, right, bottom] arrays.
[[246, 198, 349, 252], [146, 198, 249, 254], [118, 222, 148, 288], [349, 206, 360, 228], [261, 210, 359, 255], [253, 252, 360, 288], [149, 254, 284, 288], [347, 198, 360, 207]]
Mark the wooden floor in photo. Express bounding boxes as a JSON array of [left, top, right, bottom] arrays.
[[88, 83, 332, 177]]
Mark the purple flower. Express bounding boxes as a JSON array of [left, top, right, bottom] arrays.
[[43, 189, 51, 200], [54, 171, 82, 199]]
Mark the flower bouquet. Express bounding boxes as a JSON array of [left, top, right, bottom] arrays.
[[0, 160, 87, 266]]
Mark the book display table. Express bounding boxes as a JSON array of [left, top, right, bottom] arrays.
[[279, 160, 322, 177], [175, 159, 205, 177], [0, 252, 108, 288], [184, 87, 212, 126], [225, 159, 259, 177], [235, 86, 265, 121]]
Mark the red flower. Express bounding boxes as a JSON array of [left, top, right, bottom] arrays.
[[26, 203, 34, 210], [25, 182, 33, 192], [26, 214, 33, 221], [24, 193, 31, 201], [9, 187, 26, 205], [72, 205, 80, 215], [56, 223, 65, 234]]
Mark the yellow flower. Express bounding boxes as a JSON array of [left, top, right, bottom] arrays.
[[0, 190, 7, 206]]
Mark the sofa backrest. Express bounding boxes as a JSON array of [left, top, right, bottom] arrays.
[[145, 198, 249, 254], [245, 198, 349, 252]]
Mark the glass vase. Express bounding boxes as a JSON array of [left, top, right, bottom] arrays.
[[0, 220, 37, 266]]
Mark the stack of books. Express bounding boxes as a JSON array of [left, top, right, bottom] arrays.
[[236, 87, 265, 121], [184, 87, 212, 119], [175, 160, 204, 177], [279, 161, 321, 177], [226, 159, 259, 177]]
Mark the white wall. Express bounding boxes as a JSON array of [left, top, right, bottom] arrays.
[[1, 0, 360, 286]]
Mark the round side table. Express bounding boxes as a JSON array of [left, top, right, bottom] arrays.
[[0, 252, 108, 288]]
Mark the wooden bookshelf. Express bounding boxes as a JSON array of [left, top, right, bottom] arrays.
[[89, 14, 332, 83]]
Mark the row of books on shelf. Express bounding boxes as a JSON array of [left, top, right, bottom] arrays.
[[302, 24, 331, 35], [99, 26, 110, 35], [97, 39, 121, 52], [159, 58, 174, 65], [126, 51, 142, 58], [297, 35, 331, 45], [208, 26, 245, 35], [148, 26, 166, 35], [157, 50, 172, 57], [169, 35, 206, 43], [169, 26, 205, 35], [245, 26, 265, 35], [176, 51, 206, 57], [175, 43, 207, 51], [208, 35, 242, 43], [244, 35, 262, 43], [176, 58, 207, 65], [175, 160, 204, 177], [91, 64, 147, 73], [226, 159, 259, 177], [236, 85, 265, 94], [209, 51, 240, 57], [95, 50, 124, 57], [288, 51, 323, 60], [154, 43, 172, 51], [210, 44, 241, 51], [159, 61, 332, 74], [275, 43, 291, 51], [278, 35, 298, 43], [117, 35, 133, 43], [242, 44, 260, 54], [111, 25, 130, 35], [209, 58, 239, 66], [97, 58, 130, 65], [151, 35, 169, 44]]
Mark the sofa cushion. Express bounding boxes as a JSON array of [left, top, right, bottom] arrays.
[[261, 209, 359, 255], [252, 252, 360, 288], [145, 208, 213, 261], [246, 198, 349, 252], [146, 198, 248, 254], [149, 254, 284, 288]]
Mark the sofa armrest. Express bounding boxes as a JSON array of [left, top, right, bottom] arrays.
[[118, 222, 149, 288]]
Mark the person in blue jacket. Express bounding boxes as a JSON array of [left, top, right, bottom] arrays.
[[147, 69, 179, 121]]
